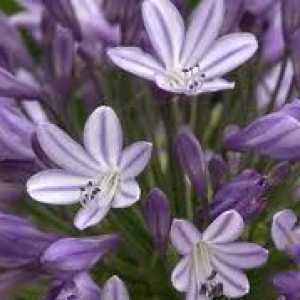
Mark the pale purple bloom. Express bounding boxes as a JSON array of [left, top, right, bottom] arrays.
[[108, 0, 258, 96], [143, 188, 171, 253], [102, 275, 130, 300], [271, 209, 300, 251], [225, 101, 300, 161], [170, 210, 268, 299], [256, 59, 295, 112], [27, 106, 152, 230], [273, 271, 300, 300]]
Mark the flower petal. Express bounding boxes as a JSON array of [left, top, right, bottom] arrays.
[[170, 219, 201, 255], [212, 255, 250, 298], [201, 33, 258, 80], [74, 204, 111, 230], [112, 179, 140, 208], [198, 78, 235, 94], [84, 106, 123, 168], [171, 256, 191, 292], [27, 169, 88, 205], [272, 209, 297, 250], [37, 123, 98, 177], [102, 276, 130, 300], [203, 210, 244, 244], [120, 142, 152, 179], [107, 47, 164, 81], [142, 0, 185, 68], [181, 0, 224, 67], [211, 242, 268, 269]]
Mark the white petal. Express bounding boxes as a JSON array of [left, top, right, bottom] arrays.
[[201, 33, 258, 80], [181, 0, 224, 67], [84, 106, 123, 168], [112, 180, 140, 208], [37, 123, 98, 177], [188, 78, 235, 95], [27, 169, 88, 205], [142, 0, 185, 68], [203, 210, 244, 244], [107, 47, 164, 81], [102, 276, 130, 300], [272, 209, 297, 250], [170, 219, 201, 255], [171, 256, 191, 292], [74, 204, 110, 230], [120, 142, 152, 179], [211, 242, 269, 269], [211, 255, 250, 298]]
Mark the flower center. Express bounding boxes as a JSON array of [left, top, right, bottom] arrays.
[[167, 63, 206, 93], [79, 171, 120, 207], [192, 241, 223, 299]]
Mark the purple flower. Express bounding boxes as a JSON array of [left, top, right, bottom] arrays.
[[102, 275, 130, 300], [175, 127, 208, 198], [282, 0, 300, 42], [107, 0, 258, 96], [273, 271, 300, 300], [143, 188, 171, 253], [45, 272, 102, 300], [208, 170, 268, 220], [27, 106, 152, 230], [170, 210, 268, 299], [225, 101, 300, 161]]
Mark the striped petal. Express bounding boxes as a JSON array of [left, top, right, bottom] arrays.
[[211, 242, 268, 269], [201, 33, 258, 80], [181, 0, 224, 67], [195, 78, 235, 95], [112, 179, 141, 208], [171, 256, 192, 292], [142, 0, 185, 68], [107, 47, 164, 81], [272, 209, 297, 250], [27, 169, 88, 205], [212, 255, 250, 298], [120, 142, 152, 179], [37, 123, 98, 177], [203, 210, 244, 244], [170, 219, 201, 255], [74, 204, 111, 230], [102, 276, 130, 300], [84, 106, 123, 168]]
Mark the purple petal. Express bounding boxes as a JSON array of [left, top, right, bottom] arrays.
[[272, 209, 297, 250], [84, 106, 123, 168], [111, 179, 140, 208], [120, 142, 152, 179], [102, 276, 130, 300], [27, 169, 88, 205], [170, 219, 201, 255], [37, 123, 98, 176], [203, 210, 244, 244], [41, 234, 119, 273], [171, 256, 191, 292]]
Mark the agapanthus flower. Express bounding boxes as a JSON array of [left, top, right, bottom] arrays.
[[225, 101, 300, 161], [108, 0, 258, 96], [273, 271, 300, 300], [170, 210, 268, 299], [27, 106, 152, 230], [102, 275, 130, 300]]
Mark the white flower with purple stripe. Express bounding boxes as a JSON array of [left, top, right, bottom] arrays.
[[107, 0, 258, 96], [170, 210, 268, 299], [27, 106, 152, 230]]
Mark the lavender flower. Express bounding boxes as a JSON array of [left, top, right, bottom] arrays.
[[102, 275, 130, 300], [170, 210, 268, 299], [225, 101, 300, 161], [273, 271, 300, 300], [108, 0, 258, 96], [27, 106, 152, 230]]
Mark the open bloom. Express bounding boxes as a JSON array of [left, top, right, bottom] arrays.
[[27, 106, 152, 230], [107, 0, 258, 96], [170, 210, 268, 299]]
